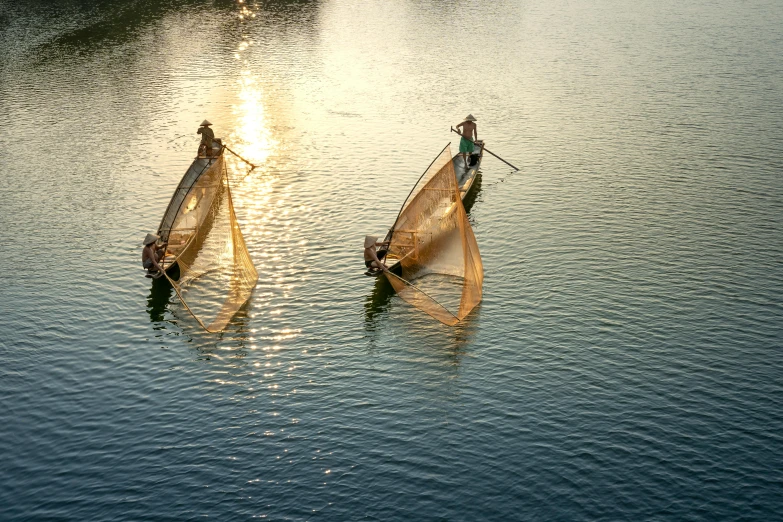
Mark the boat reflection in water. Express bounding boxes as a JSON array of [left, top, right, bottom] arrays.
[[147, 276, 174, 325], [363, 274, 396, 330], [461, 171, 483, 214]]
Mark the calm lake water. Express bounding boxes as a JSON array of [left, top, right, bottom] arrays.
[[2, 0, 782, 519]]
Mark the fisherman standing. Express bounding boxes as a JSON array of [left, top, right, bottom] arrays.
[[197, 120, 215, 157], [455, 114, 478, 169]]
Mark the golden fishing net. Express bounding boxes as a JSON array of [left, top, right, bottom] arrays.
[[158, 152, 258, 332], [384, 145, 483, 326]]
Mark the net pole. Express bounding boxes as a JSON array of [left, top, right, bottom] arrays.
[[159, 269, 216, 333], [384, 143, 452, 243], [223, 145, 257, 170]]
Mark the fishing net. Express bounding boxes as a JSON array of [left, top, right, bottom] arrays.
[[384, 145, 483, 325], [158, 151, 258, 332]]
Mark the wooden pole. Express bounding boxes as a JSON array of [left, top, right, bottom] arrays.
[[223, 145, 258, 170], [450, 127, 519, 171], [383, 143, 452, 244]]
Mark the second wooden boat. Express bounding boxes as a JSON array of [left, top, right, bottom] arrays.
[[379, 141, 485, 275]]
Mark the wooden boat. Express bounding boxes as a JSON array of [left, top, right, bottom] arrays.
[[146, 132, 259, 332], [156, 140, 225, 279], [379, 141, 484, 275]]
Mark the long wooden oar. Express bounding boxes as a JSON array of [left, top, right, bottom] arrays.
[[450, 127, 519, 171], [223, 145, 258, 170]]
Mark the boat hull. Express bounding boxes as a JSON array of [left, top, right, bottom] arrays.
[[155, 142, 225, 277]]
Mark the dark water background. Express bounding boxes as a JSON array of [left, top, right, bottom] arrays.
[[1, 0, 782, 519]]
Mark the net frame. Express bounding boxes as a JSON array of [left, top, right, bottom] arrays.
[[383, 144, 483, 325], [158, 148, 258, 332]]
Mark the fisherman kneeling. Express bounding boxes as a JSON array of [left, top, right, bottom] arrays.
[[197, 119, 215, 157], [142, 233, 167, 278], [364, 235, 390, 275]]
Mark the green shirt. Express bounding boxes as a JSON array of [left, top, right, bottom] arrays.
[[197, 126, 215, 145]]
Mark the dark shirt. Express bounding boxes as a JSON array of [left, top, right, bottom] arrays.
[[197, 126, 215, 145]]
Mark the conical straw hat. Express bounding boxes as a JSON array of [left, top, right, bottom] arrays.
[[143, 233, 159, 246], [200, 119, 212, 126], [364, 235, 378, 249], [464, 114, 477, 122]]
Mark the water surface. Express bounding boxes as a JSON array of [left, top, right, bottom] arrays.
[[1, 0, 782, 519]]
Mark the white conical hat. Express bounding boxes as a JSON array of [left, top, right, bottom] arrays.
[[200, 119, 212, 126], [364, 235, 378, 249], [143, 233, 159, 246], [465, 114, 477, 122]]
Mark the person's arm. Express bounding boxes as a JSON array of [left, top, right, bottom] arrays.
[[197, 128, 203, 135], [455, 122, 464, 137], [368, 248, 388, 271], [143, 246, 157, 268], [147, 246, 164, 272], [156, 243, 168, 263]]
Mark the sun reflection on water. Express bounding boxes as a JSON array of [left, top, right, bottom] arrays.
[[227, 1, 274, 173], [186, 0, 316, 420], [230, 69, 276, 171]]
